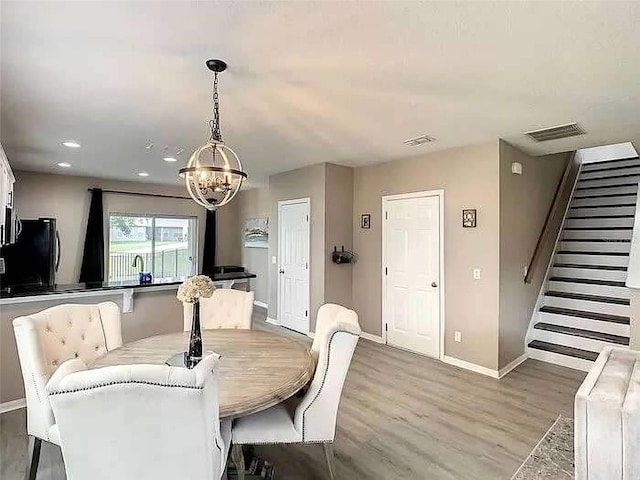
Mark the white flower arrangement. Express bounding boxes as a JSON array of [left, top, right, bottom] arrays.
[[177, 275, 216, 303]]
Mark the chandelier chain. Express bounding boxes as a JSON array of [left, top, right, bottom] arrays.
[[209, 71, 222, 142], [180, 59, 245, 211]]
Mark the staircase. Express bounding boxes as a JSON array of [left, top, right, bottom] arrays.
[[527, 156, 639, 371]]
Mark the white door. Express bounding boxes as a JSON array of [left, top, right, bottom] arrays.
[[278, 199, 310, 334], [383, 192, 442, 357]]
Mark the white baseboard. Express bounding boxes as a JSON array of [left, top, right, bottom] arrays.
[[0, 398, 26, 414], [360, 332, 384, 344], [442, 355, 500, 379], [253, 301, 268, 310], [265, 317, 279, 326], [498, 354, 528, 378]]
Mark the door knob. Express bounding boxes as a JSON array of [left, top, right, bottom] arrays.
[[431, 282, 438, 288], [279, 269, 285, 274]]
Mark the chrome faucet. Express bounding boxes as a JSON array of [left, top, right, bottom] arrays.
[[132, 255, 144, 273]]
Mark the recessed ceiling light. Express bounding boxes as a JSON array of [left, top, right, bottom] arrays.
[[57, 162, 71, 168], [137, 172, 150, 177], [62, 141, 81, 148], [163, 157, 177, 162]]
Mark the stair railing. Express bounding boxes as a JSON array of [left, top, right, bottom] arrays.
[[524, 151, 580, 284]]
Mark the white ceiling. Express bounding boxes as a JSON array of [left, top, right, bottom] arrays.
[[1, 1, 639, 187]]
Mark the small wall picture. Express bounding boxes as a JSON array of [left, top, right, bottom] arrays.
[[361, 214, 371, 229], [244, 217, 269, 248], [462, 209, 477, 228]]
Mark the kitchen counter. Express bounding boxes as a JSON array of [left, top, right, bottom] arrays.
[[0, 269, 256, 404], [0, 271, 256, 308]]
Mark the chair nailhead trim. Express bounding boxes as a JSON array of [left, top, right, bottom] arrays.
[[301, 330, 358, 442], [50, 380, 205, 396]]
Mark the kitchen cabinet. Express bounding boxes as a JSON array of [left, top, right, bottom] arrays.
[[0, 144, 16, 246]]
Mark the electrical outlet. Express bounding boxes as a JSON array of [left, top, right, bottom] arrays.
[[454, 331, 462, 343], [271, 256, 277, 265], [473, 268, 481, 280]]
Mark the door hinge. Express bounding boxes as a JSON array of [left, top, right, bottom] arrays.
[[306, 215, 309, 222], [305, 310, 308, 317], [385, 323, 388, 332], [385, 211, 388, 220], [385, 267, 388, 275], [305, 262, 308, 269]]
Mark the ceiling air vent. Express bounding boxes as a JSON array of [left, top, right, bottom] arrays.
[[524, 122, 586, 142], [403, 134, 436, 146]]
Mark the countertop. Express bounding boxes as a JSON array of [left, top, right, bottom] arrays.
[[0, 271, 256, 300]]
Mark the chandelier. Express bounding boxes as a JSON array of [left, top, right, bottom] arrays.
[[179, 59, 247, 210]]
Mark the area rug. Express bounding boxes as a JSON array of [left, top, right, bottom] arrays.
[[512, 416, 574, 480]]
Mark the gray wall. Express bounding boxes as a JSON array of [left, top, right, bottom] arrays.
[[236, 188, 270, 305], [268, 163, 326, 330], [0, 289, 184, 403], [497, 141, 569, 368], [12, 171, 240, 284], [352, 142, 501, 370], [324, 164, 354, 308]]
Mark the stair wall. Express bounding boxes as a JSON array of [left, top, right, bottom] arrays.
[[497, 141, 573, 369]]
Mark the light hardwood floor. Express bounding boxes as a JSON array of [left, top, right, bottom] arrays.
[[1, 312, 585, 480]]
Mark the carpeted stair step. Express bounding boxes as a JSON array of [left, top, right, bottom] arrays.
[[533, 322, 629, 345], [581, 157, 640, 172], [548, 276, 626, 287], [544, 291, 630, 305], [527, 340, 600, 362], [539, 306, 630, 325], [553, 264, 627, 271]]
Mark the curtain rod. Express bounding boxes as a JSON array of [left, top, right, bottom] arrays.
[[87, 188, 191, 200]]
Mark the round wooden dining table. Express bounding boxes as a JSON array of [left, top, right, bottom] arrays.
[[89, 329, 315, 419]]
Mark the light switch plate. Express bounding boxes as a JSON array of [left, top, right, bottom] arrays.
[[271, 256, 277, 265], [473, 268, 481, 280], [454, 331, 462, 343]]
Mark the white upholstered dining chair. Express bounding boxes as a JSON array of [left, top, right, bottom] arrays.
[[231, 303, 361, 480], [183, 288, 255, 330], [46, 353, 231, 480], [12, 301, 122, 480]]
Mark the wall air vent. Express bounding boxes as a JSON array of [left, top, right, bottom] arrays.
[[403, 134, 436, 146], [524, 122, 586, 142]]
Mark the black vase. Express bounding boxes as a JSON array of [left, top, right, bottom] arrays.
[[185, 300, 202, 369]]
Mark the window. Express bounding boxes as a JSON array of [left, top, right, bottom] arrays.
[[108, 214, 197, 282]]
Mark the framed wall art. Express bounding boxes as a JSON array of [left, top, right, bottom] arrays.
[[462, 209, 477, 228], [244, 217, 269, 248]]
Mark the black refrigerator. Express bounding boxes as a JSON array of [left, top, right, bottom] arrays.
[[0, 218, 59, 288]]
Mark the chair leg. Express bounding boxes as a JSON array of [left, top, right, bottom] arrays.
[[231, 444, 245, 480], [322, 443, 336, 480], [24, 436, 42, 480]]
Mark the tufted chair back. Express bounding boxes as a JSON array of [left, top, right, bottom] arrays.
[[47, 353, 228, 480], [13, 302, 122, 443], [183, 289, 254, 331], [294, 304, 360, 442]]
